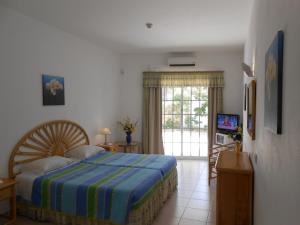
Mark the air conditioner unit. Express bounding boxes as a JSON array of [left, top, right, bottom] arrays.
[[216, 133, 233, 145], [167, 57, 196, 67]]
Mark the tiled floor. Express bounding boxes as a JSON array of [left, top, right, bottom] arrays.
[[15, 160, 216, 225], [152, 160, 216, 225]]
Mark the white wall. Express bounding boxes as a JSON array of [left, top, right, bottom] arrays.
[[120, 51, 243, 142], [243, 0, 300, 224], [0, 5, 121, 177]]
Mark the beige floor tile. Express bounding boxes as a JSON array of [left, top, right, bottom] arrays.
[[182, 208, 209, 222], [179, 218, 206, 225], [179, 181, 198, 187], [191, 191, 210, 201], [168, 195, 190, 207], [197, 181, 209, 187], [177, 186, 195, 192], [152, 215, 180, 225], [160, 203, 186, 218], [188, 199, 210, 210], [194, 185, 210, 192], [176, 189, 194, 198]]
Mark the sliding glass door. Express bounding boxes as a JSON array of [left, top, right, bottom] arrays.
[[162, 87, 208, 158]]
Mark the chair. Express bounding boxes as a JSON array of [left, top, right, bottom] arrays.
[[208, 142, 236, 185]]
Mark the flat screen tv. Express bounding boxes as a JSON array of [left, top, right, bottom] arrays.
[[217, 113, 240, 133]]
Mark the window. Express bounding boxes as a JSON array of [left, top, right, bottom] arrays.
[[162, 87, 208, 157]]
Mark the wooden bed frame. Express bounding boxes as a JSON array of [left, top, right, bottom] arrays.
[[8, 120, 177, 225], [9, 120, 89, 178]]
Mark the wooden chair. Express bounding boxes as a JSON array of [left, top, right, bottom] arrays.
[[208, 142, 236, 185]]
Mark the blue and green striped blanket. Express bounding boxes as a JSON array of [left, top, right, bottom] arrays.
[[83, 152, 177, 177], [32, 162, 162, 224]]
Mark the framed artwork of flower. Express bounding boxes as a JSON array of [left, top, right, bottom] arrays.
[[42, 74, 65, 105], [264, 31, 284, 134]]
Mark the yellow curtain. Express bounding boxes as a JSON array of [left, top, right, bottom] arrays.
[[208, 87, 224, 148], [142, 87, 164, 154], [143, 71, 224, 87], [142, 70, 224, 155]]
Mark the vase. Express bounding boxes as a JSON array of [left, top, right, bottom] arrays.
[[235, 141, 241, 154], [126, 132, 132, 144]]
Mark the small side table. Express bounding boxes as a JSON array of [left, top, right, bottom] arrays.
[[97, 143, 117, 152], [114, 142, 140, 153], [0, 178, 16, 225]]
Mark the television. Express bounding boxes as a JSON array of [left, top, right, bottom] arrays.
[[217, 113, 240, 133]]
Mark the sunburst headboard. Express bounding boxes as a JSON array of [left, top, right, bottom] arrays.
[[9, 120, 90, 178]]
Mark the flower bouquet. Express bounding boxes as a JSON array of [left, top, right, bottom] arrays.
[[117, 117, 138, 144], [228, 126, 243, 153]]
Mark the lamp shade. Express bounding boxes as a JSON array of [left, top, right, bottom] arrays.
[[100, 128, 111, 135]]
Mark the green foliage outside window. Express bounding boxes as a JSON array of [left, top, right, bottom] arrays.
[[162, 87, 208, 129]]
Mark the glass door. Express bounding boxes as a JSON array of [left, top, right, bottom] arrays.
[[162, 87, 208, 158]]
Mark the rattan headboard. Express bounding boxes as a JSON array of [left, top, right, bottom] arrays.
[[9, 120, 90, 178]]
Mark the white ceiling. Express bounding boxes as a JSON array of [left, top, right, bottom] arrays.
[[0, 0, 253, 53]]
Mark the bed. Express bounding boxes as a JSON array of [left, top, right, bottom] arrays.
[[9, 120, 177, 225], [83, 152, 176, 177], [82, 152, 177, 202]]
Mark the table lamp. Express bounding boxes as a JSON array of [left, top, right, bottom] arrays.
[[100, 128, 111, 145]]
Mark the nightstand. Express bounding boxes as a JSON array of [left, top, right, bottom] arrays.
[[97, 144, 117, 151], [0, 178, 16, 225], [114, 142, 140, 153]]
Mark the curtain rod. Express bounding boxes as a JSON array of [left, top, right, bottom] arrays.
[[143, 70, 224, 73]]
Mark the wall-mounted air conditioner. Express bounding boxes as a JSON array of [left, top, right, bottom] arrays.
[[167, 57, 196, 67]]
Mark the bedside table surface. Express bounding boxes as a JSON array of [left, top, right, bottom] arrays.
[[115, 141, 139, 146], [97, 143, 114, 147], [97, 143, 117, 151], [0, 178, 16, 224], [0, 179, 16, 190]]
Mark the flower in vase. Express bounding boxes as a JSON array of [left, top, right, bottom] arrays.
[[229, 126, 243, 142], [117, 117, 138, 133]]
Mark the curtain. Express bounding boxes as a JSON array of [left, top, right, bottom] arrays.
[[143, 71, 224, 87], [208, 87, 224, 149], [143, 71, 224, 155], [142, 87, 164, 154]]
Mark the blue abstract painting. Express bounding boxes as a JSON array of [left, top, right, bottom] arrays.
[[264, 31, 284, 134], [42, 74, 65, 105]]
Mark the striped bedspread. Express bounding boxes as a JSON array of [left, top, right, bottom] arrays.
[[31, 162, 162, 224], [83, 152, 177, 177]]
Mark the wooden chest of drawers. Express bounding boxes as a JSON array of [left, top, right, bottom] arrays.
[[216, 151, 253, 225]]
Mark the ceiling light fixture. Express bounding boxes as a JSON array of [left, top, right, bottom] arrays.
[[145, 22, 153, 29]]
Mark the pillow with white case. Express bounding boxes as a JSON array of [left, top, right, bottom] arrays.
[[65, 145, 105, 160], [21, 156, 74, 176]]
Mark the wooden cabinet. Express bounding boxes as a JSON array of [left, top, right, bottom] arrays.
[[0, 178, 16, 225], [216, 151, 253, 225]]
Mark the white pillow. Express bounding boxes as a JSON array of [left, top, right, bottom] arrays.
[[21, 156, 74, 175], [65, 145, 105, 160]]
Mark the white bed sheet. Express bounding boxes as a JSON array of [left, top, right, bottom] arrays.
[[16, 172, 38, 201]]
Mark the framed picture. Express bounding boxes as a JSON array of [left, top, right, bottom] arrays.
[[42, 74, 65, 105], [247, 80, 256, 140], [264, 31, 284, 134], [244, 84, 247, 111]]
